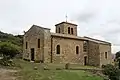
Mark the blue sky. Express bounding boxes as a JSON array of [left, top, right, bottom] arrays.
[[0, 0, 120, 53]]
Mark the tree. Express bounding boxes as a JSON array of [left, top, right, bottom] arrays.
[[102, 64, 120, 80], [0, 42, 20, 59], [115, 51, 120, 69], [0, 31, 23, 47], [0, 31, 22, 66], [115, 51, 120, 60]]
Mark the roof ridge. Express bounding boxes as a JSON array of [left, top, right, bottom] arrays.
[[84, 36, 111, 44], [33, 24, 50, 30], [55, 21, 77, 26]]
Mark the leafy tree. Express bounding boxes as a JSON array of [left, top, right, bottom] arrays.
[[115, 51, 120, 69], [0, 31, 23, 66], [116, 51, 120, 60], [102, 64, 120, 80], [0, 42, 20, 59], [0, 31, 23, 47]]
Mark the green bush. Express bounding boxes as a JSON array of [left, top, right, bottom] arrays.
[[102, 64, 120, 80], [0, 42, 20, 59], [0, 57, 14, 66], [0, 42, 20, 66]]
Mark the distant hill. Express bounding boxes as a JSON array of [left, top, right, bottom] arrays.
[[0, 31, 23, 47]]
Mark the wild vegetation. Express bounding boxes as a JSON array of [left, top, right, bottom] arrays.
[[100, 51, 120, 80], [0, 42, 21, 66], [102, 64, 120, 80], [0, 31, 23, 66], [12, 59, 104, 80], [115, 51, 120, 61], [0, 31, 23, 46]]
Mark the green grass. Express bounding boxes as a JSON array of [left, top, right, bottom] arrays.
[[13, 59, 104, 80]]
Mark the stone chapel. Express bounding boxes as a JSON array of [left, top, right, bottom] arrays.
[[23, 21, 112, 67]]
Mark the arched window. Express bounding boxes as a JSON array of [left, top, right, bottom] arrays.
[[105, 52, 107, 59], [76, 46, 79, 54], [56, 45, 60, 54], [68, 27, 70, 34]]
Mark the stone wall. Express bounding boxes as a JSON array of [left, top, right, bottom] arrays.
[[87, 41, 112, 67], [23, 25, 51, 62], [43, 29, 51, 63], [88, 41, 100, 67], [51, 36, 86, 65], [55, 22, 77, 36], [99, 44, 112, 66], [63, 23, 77, 36], [56, 24, 64, 34]]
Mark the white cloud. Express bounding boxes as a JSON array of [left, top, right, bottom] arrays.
[[0, 0, 120, 53]]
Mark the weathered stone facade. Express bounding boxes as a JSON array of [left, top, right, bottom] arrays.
[[23, 25, 51, 63], [87, 41, 100, 66], [23, 21, 112, 67], [99, 44, 112, 66], [55, 22, 77, 36], [51, 35, 84, 64]]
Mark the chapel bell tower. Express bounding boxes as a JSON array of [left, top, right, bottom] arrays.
[[55, 21, 78, 36]]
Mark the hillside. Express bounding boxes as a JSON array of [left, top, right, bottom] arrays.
[[0, 31, 23, 47]]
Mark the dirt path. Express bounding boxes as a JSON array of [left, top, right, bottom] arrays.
[[0, 68, 17, 80]]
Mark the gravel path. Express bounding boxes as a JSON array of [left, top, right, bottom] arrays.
[[0, 68, 17, 80]]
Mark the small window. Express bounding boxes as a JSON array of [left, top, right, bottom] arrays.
[[76, 46, 79, 54], [71, 28, 73, 34], [58, 28, 60, 33], [38, 39, 40, 48], [56, 45, 60, 54], [26, 42, 28, 49], [68, 27, 70, 34], [105, 52, 107, 59]]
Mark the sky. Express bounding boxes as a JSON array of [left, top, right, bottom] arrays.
[[0, 0, 120, 53]]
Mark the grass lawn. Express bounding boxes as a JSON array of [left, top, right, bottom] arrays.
[[13, 59, 104, 80]]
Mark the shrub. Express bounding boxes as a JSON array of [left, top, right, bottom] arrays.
[[0, 42, 20, 59], [102, 64, 120, 80], [0, 58, 14, 66], [0, 42, 20, 66]]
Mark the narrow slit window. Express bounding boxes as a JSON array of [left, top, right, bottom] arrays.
[[105, 52, 107, 59], [76, 46, 79, 54], [56, 45, 60, 54], [26, 42, 28, 49], [58, 28, 60, 33], [38, 39, 40, 48], [68, 27, 70, 34], [71, 28, 73, 34]]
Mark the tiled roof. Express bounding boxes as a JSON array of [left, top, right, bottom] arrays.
[[51, 33, 84, 40], [83, 36, 111, 45], [33, 25, 50, 30], [51, 33, 111, 45], [55, 21, 78, 26]]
